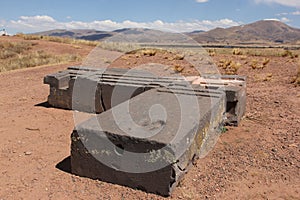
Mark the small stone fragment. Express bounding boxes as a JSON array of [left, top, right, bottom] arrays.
[[24, 151, 32, 156]]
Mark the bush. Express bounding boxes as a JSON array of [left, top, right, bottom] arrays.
[[218, 59, 241, 75], [232, 48, 243, 55], [292, 63, 300, 85]]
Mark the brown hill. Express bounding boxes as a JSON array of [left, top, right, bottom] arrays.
[[33, 20, 300, 45], [189, 20, 300, 44], [35, 29, 114, 41]]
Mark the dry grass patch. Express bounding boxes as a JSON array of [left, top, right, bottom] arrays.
[[0, 41, 81, 72], [140, 49, 157, 56], [173, 64, 185, 73], [99, 42, 141, 52], [232, 48, 243, 55], [0, 41, 34, 59], [16, 33, 99, 47], [250, 58, 270, 70], [281, 50, 299, 59], [218, 59, 241, 75], [209, 47, 300, 58], [291, 62, 300, 85], [262, 58, 270, 66]]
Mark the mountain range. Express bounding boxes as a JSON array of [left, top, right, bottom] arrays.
[[35, 20, 300, 45]]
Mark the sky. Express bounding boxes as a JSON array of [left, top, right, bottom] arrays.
[[0, 0, 300, 34]]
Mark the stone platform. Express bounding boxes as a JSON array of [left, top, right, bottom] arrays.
[[44, 66, 246, 196], [44, 66, 246, 125]]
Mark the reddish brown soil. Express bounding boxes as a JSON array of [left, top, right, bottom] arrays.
[[0, 37, 299, 200]]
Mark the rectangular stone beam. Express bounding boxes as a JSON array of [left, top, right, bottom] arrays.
[[44, 67, 183, 112], [44, 66, 246, 125]]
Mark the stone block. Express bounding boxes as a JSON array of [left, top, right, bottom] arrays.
[[71, 88, 225, 196], [187, 75, 246, 126], [44, 67, 246, 126]]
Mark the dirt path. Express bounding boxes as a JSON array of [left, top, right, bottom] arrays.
[[0, 47, 299, 199]]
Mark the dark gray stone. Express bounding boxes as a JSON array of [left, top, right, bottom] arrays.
[[44, 71, 70, 89], [44, 67, 246, 125], [100, 82, 146, 110], [224, 85, 246, 126], [72, 75, 103, 113], [71, 88, 225, 196], [197, 75, 246, 126], [43, 66, 247, 196]]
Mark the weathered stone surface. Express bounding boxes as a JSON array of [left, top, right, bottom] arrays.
[[44, 67, 183, 113], [71, 88, 225, 196], [187, 75, 246, 126], [42, 66, 248, 196], [44, 67, 246, 125], [100, 82, 145, 110], [43, 66, 248, 196], [72, 75, 103, 113], [224, 85, 246, 126], [44, 70, 70, 89]]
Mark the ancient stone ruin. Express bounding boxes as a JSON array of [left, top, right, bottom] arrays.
[[44, 66, 246, 196]]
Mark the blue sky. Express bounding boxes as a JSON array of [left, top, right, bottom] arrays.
[[0, 0, 300, 34]]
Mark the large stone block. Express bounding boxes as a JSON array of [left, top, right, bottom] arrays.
[[71, 88, 225, 196], [44, 67, 184, 113], [44, 67, 246, 126]]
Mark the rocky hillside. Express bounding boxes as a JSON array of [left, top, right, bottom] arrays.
[[188, 20, 300, 44], [34, 20, 300, 44]]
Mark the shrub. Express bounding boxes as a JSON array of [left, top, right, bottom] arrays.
[[292, 63, 300, 85], [232, 48, 243, 55], [173, 65, 185, 73], [140, 49, 157, 56], [262, 58, 270, 66], [218, 59, 241, 75], [281, 50, 298, 59], [251, 59, 258, 69]]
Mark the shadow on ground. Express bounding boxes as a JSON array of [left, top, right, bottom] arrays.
[[56, 156, 72, 174], [35, 101, 52, 108]]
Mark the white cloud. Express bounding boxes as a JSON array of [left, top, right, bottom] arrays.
[[263, 18, 281, 21], [195, 0, 209, 3], [19, 15, 56, 22], [263, 17, 292, 23], [255, 0, 300, 8], [291, 11, 300, 15], [276, 12, 289, 16], [5, 15, 241, 34], [281, 17, 291, 22], [277, 10, 300, 16]]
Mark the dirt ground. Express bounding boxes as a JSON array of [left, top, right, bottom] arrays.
[[0, 37, 299, 200]]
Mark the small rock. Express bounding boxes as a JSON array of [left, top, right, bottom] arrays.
[[271, 148, 277, 153], [24, 151, 32, 156], [288, 144, 298, 148]]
